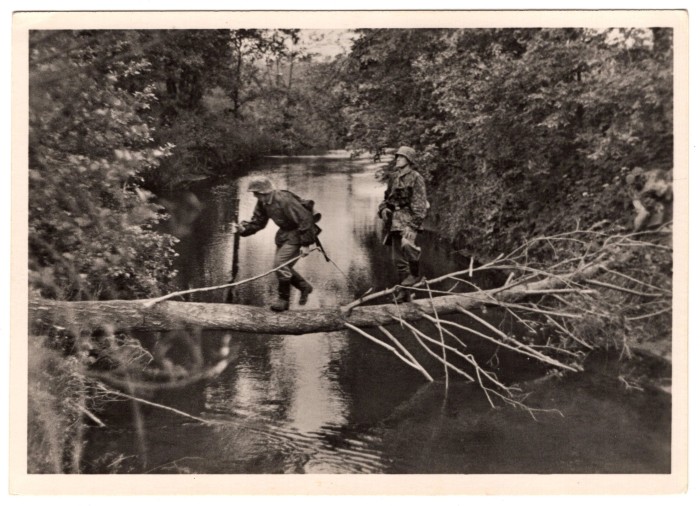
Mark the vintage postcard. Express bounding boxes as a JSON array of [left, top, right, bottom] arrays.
[[10, 9, 689, 495]]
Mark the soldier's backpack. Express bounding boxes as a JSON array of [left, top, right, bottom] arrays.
[[286, 191, 322, 233]]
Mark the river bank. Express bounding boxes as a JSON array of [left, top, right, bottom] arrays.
[[27, 151, 673, 474], [78, 152, 672, 474]]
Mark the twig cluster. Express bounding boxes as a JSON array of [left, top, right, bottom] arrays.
[[68, 226, 670, 419], [342, 226, 672, 416]]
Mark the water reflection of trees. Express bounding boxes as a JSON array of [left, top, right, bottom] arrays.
[[333, 327, 426, 426]]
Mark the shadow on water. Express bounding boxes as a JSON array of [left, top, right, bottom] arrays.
[[83, 152, 671, 474]]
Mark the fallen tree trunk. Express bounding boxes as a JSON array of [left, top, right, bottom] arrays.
[[29, 229, 671, 412], [30, 294, 475, 334], [29, 257, 614, 334]]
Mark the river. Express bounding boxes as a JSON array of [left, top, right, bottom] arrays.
[[83, 151, 671, 474]]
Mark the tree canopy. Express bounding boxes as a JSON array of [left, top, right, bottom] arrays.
[[28, 28, 673, 299], [29, 30, 178, 300], [339, 28, 673, 256]]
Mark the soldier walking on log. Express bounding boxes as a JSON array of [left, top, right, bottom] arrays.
[[234, 177, 318, 311], [378, 146, 428, 302]]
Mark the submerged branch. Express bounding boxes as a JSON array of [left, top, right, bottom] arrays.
[[426, 282, 450, 389], [544, 314, 594, 350], [421, 314, 467, 348], [91, 381, 214, 425], [404, 325, 476, 383], [378, 325, 434, 381], [344, 322, 430, 379], [87, 359, 232, 393], [425, 312, 578, 372], [626, 307, 672, 321]]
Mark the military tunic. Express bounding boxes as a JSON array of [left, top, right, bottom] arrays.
[[378, 165, 428, 281], [239, 190, 317, 246], [378, 166, 428, 234], [239, 189, 318, 283]]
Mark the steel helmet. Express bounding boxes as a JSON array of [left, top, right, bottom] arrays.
[[395, 146, 417, 165], [246, 177, 275, 193]]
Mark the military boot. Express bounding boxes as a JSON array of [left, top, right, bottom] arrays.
[[401, 273, 420, 287], [393, 288, 409, 303], [270, 280, 291, 312], [290, 273, 313, 306], [392, 273, 411, 303], [396, 272, 420, 303]]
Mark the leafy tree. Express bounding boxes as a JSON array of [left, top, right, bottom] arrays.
[[341, 29, 450, 156], [227, 29, 300, 118], [340, 28, 673, 257], [130, 29, 311, 185], [29, 30, 178, 300]]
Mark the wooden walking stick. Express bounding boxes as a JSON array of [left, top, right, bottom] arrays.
[[225, 196, 241, 303]]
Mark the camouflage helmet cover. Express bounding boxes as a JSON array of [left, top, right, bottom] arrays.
[[247, 177, 275, 193], [395, 146, 417, 165]]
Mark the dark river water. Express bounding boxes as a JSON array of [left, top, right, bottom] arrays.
[[84, 152, 671, 474]]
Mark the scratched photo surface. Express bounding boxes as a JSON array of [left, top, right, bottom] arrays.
[[11, 10, 688, 495]]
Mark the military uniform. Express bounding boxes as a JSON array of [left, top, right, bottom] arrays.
[[379, 166, 428, 235], [378, 148, 428, 295], [239, 185, 317, 310], [625, 168, 673, 231], [240, 189, 317, 250]]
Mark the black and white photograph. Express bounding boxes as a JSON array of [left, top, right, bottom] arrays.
[[9, 8, 689, 495]]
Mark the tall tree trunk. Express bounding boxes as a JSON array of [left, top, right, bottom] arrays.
[[232, 46, 242, 118]]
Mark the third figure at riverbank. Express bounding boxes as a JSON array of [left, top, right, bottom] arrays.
[[378, 146, 428, 302], [235, 177, 318, 311]]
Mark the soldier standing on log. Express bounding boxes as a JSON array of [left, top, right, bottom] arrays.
[[378, 146, 428, 302], [234, 177, 317, 312]]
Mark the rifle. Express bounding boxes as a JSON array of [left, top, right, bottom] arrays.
[[304, 201, 329, 262], [312, 226, 351, 282], [314, 233, 330, 262]]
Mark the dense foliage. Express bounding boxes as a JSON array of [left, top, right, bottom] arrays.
[[340, 28, 673, 256], [138, 29, 345, 187], [138, 29, 297, 186], [27, 26, 675, 308], [28, 29, 348, 300], [29, 31, 179, 300], [26, 27, 675, 304], [26, 27, 674, 474]]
